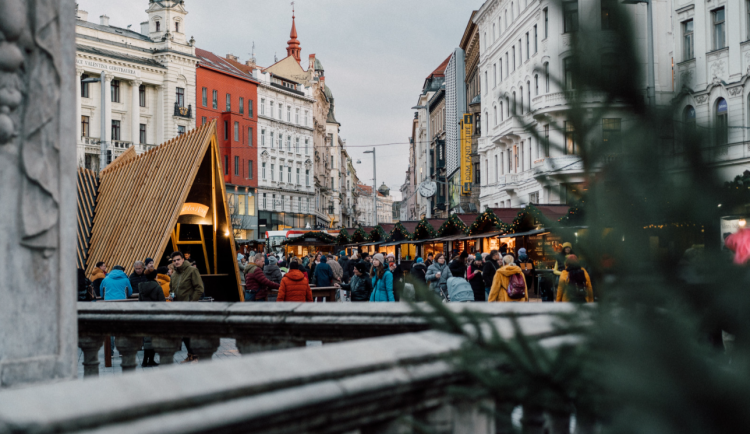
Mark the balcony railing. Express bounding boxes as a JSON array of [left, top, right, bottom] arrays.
[[173, 102, 193, 119], [0, 303, 576, 433]]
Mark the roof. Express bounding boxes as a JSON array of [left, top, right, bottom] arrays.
[[491, 208, 525, 223], [456, 213, 480, 226], [459, 11, 478, 50], [314, 57, 324, 71], [223, 56, 256, 75], [356, 184, 373, 195], [77, 168, 99, 270], [76, 19, 151, 42], [398, 221, 420, 234], [196, 48, 255, 81], [426, 55, 451, 81], [76, 44, 166, 69]]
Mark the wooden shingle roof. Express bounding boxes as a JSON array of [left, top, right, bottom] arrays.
[[76, 168, 98, 270]]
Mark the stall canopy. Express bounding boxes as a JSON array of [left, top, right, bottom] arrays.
[[79, 120, 243, 301], [76, 168, 99, 270]]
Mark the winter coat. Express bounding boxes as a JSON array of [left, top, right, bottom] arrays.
[[244, 262, 280, 300], [156, 274, 171, 300], [329, 259, 344, 283], [129, 272, 148, 295], [482, 260, 500, 288], [138, 281, 166, 301], [77, 269, 92, 301], [390, 264, 405, 299], [556, 267, 594, 302], [345, 259, 357, 283], [410, 262, 428, 284], [488, 265, 529, 302], [314, 257, 334, 287], [370, 270, 395, 302], [425, 262, 451, 296], [467, 265, 486, 301], [90, 268, 106, 298], [100, 270, 133, 301], [518, 258, 536, 293], [341, 274, 373, 302], [277, 269, 313, 302], [171, 262, 204, 302], [263, 263, 283, 285], [338, 257, 351, 282], [302, 256, 311, 268], [446, 276, 475, 302]]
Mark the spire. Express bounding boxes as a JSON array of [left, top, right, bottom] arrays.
[[286, 3, 301, 64]]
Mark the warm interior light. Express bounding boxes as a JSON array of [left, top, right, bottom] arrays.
[[740, 219, 747, 228]]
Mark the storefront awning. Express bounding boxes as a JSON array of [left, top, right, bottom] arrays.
[[360, 241, 383, 246], [456, 230, 506, 241], [502, 229, 548, 238]]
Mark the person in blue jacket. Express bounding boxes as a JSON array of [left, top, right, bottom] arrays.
[[369, 253, 395, 302], [313, 255, 334, 287], [100, 265, 133, 300]]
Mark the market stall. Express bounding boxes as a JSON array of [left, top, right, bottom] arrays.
[[280, 231, 337, 257]]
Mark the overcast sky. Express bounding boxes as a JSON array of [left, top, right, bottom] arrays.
[[76, 0, 485, 200]]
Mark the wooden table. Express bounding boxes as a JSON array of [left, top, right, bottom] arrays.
[[271, 286, 339, 302]]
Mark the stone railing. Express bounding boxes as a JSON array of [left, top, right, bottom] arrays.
[[3, 304, 582, 434], [76, 303, 575, 377]]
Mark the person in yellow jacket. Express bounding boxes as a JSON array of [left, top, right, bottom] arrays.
[[488, 255, 529, 302], [156, 266, 172, 301], [556, 255, 594, 302], [553, 242, 574, 278]]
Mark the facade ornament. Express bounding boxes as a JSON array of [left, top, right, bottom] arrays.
[[728, 87, 743, 97], [695, 94, 709, 105]]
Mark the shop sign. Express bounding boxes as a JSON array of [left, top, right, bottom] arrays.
[[76, 59, 138, 77], [460, 114, 473, 195], [180, 203, 209, 218]]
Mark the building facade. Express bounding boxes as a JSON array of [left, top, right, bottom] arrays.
[[461, 11, 483, 212], [429, 85, 448, 218], [75, 1, 196, 172], [474, 0, 673, 208], [195, 49, 259, 242], [356, 183, 395, 226]]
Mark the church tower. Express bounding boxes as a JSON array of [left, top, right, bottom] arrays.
[[286, 8, 301, 64], [146, 0, 188, 45]]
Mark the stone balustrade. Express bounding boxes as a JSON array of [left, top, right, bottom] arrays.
[[76, 303, 576, 377], [2, 305, 583, 434]]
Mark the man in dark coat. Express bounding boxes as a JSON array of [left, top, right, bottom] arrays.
[[314, 255, 334, 287], [129, 260, 148, 296], [482, 250, 501, 300], [425, 253, 434, 267], [339, 262, 373, 302], [359, 252, 372, 274], [338, 251, 351, 284], [169, 251, 204, 363]]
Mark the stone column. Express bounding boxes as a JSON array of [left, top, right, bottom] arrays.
[[78, 336, 104, 378], [190, 337, 220, 362], [103, 73, 113, 147], [115, 336, 143, 372], [76, 68, 83, 166], [156, 84, 164, 145], [131, 80, 142, 148], [0, 0, 77, 388], [152, 337, 181, 365]]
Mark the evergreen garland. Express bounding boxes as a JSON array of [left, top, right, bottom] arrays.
[[335, 228, 351, 245], [412, 217, 439, 240], [387, 222, 414, 242], [437, 214, 469, 236], [351, 226, 371, 243], [467, 207, 512, 235], [370, 225, 388, 241], [558, 204, 584, 226], [511, 204, 545, 232]]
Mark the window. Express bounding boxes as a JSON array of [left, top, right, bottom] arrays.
[[202, 87, 207, 106], [270, 101, 274, 117], [474, 162, 480, 185], [239, 97, 244, 115], [81, 74, 89, 98], [512, 46, 516, 70], [535, 75, 539, 96], [249, 161, 253, 179], [224, 121, 229, 140], [525, 33, 529, 60], [226, 93, 231, 112], [602, 118, 621, 151], [270, 132, 274, 148], [272, 194, 276, 210], [249, 100, 254, 118], [235, 194, 246, 216], [287, 135, 291, 151], [176, 87, 184, 108], [505, 52, 509, 76], [534, 25, 538, 54], [295, 108, 300, 124], [484, 159, 489, 184], [278, 103, 283, 119], [139, 85, 146, 107], [683, 20, 694, 60], [494, 155, 498, 182], [544, 125, 550, 157], [529, 192, 539, 204], [493, 63, 497, 87], [248, 127, 253, 146], [305, 138, 309, 154], [278, 132, 283, 148], [306, 169, 310, 186], [178, 126, 185, 135], [564, 57, 575, 90], [484, 32, 487, 50], [212, 90, 217, 109], [263, 193, 267, 209], [713, 8, 726, 50], [520, 87, 524, 114], [287, 106, 291, 122], [512, 91, 516, 114], [527, 82, 531, 113], [683, 105, 696, 131], [565, 121, 576, 154], [81, 116, 89, 137], [499, 59, 503, 82], [296, 168, 300, 185], [563, 1, 579, 33], [111, 80, 120, 102], [139, 124, 146, 144], [304, 110, 309, 126], [234, 156, 239, 176], [494, 105, 498, 126], [224, 155, 229, 175], [261, 98, 265, 115], [715, 98, 728, 145], [287, 167, 292, 183], [111, 120, 120, 140], [234, 122, 239, 141], [544, 8, 548, 38], [271, 164, 275, 181], [262, 162, 267, 179], [261, 129, 266, 147], [505, 9, 508, 29], [484, 71, 488, 94], [493, 23, 496, 41], [601, 0, 617, 30], [202, 116, 207, 125], [279, 164, 283, 182], [156, 21, 160, 32], [500, 102, 504, 122], [175, 21, 180, 33], [295, 137, 300, 153], [544, 62, 550, 92]]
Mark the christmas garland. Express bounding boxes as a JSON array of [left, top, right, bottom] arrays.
[[511, 204, 546, 231], [351, 226, 371, 243], [335, 228, 351, 245], [411, 217, 439, 240], [437, 213, 469, 236], [467, 207, 512, 236], [387, 222, 414, 242], [370, 225, 388, 242], [280, 231, 337, 246], [558, 204, 583, 226]]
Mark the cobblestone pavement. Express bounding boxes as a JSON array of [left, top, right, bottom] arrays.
[[76, 338, 240, 378]]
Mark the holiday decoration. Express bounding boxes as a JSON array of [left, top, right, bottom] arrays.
[[467, 207, 512, 235], [437, 214, 469, 236]]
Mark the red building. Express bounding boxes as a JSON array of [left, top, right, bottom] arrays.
[[196, 48, 259, 241]]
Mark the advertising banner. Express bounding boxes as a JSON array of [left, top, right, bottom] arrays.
[[461, 114, 473, 195]]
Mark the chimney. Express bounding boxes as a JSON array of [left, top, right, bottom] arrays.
[[309, 54, 315, 70], [100, 15, 109, 26], [140, 21, 149, 35], [77, 9, 89, 21], [226, 54, 239, 62]]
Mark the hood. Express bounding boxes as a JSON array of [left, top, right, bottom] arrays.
[[156, 274, 170, 284], [175, 262, 193, 273], [269, 256, 278, 265], [499, 265, 522, 276], [107, 270, 129, 280], [245, 262, 258, 274], [416, 257, 424, 263], [284, 269, 307, 282], [91, 268, 106, 280], [320, 256, 327, 263]]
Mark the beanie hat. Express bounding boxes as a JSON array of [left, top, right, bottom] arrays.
[[320, 256, 327, 263], [373, 253, 385, 264], [361, 252, 369, 260], [289, 261, 299, 270], [449, 260, 466, 277], [459, 251, 468, 259], [481, 252, 489, 261], [518, 248, 527, 256], [562, 242, 573, 250], [269, 256, 278, 265], [340, 250, 346, 257], [355, 262, 368, 274], [144, 257, 154, 266], [416, 257, 424, 263]]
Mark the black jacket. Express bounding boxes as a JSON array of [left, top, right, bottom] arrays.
[[391, 265, 405, 300], [138, 281, 166, 301], [341, 274, 373, 302], [468, 268, 486, 301], [482, 260, 500, 288], [346, 259, 357, 282], [410, 262, 428, 283], [129, 272, 148, 295], [338, 257, 351, 283]]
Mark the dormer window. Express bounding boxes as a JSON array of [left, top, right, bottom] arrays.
[[175, 22, 180, 33], [156, 21, 160, 32]]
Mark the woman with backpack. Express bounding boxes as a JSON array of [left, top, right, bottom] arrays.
[[556, 255, 593, 302], [369, 253, 395, 302], [488, 255, 529, 302]]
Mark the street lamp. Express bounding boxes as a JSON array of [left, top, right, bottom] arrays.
[[81, 71, 109, 170], [361, 148, 377, 226], [622, 0, 655, 106]]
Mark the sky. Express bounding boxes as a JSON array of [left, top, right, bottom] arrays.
[[76, 0, 485, 201]]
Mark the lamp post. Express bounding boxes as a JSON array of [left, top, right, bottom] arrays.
[[81, 70, 109, 170], [622, 0, 655, 106], [362, 148, 377, 226]]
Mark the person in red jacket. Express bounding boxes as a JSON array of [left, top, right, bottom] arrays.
[[277, 261, 313, 302], [244, 255, 280, 301]]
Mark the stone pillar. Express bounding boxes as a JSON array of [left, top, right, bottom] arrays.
[[156, 84, 164, 145], [131, 80, 142, 147], [103, 73, 113, 146], [235, 337, 301, 355], [0, 0, 77, 388], [76, 67, 83, 166], [78, 336, 104, 378], [190, 337, 220, 362], [115, 336, 143, 372], [152, 337, 181, 365]]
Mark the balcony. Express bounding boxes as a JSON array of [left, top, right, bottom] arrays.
[[173, 102, 192, 119], [531, 90, 617, 115]]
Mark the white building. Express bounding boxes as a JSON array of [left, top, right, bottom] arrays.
[[474, 0, 673, 208], [75, 1, 197, 172], [255, 67, 316, 230], [356, 183, 395, 226]]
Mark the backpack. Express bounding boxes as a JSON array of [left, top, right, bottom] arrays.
[[520, 262, 533, 277], [506, 273, 526, 299]]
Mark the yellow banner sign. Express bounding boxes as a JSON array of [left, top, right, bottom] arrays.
[[180, 203, 209, 218], [461, 114, 473, 195]]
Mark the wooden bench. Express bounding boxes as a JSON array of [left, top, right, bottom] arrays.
[[270, 286, 339, 302]]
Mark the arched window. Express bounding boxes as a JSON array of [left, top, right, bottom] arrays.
[[715, 98, 728, 145], [683, 105, 696, 130], [500, 102, 504, 122], [527, 81, 531, 112], [506, 97, 511, 117], [493, 105, 498, 126], [512, 92, 517, 114], [544, 62, 550, 92], [535, 75, 539, 96]]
